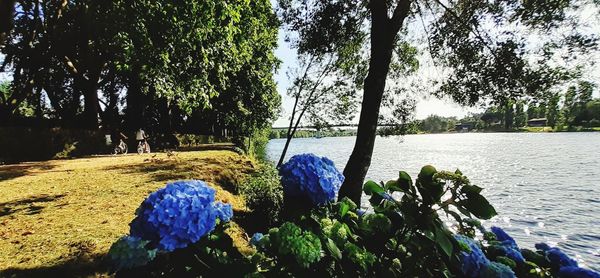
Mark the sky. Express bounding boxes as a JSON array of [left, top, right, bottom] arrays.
[[269, 1, 600, 128], [270, 32, 479, 128]]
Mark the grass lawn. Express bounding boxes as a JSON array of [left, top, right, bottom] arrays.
[[0, 150, 256, 277]]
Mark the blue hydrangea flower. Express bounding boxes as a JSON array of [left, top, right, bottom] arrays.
[[480, 261, 517, 278], [129, 180, 232, 251], [558, 266, 600, 278], [490, 227, 525, 263], [279, 154, 344, 206], [214, 202, 233, 222], [490, 227, 517, 246], [455, 235, 490, 277], [534, 243, 578, 269], [357, 209, 367, 217], [108, 236, 157, 270], [250, 233, 264, 246]]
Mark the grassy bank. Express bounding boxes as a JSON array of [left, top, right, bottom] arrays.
[[0, 151, 256, 277]]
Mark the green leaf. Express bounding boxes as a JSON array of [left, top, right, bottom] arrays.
[[398, 171, 413, 191], [325, 238, 342, 261], [339, 202, 350, 218], [363, 180, 385, 195], [418, 165, 437, 182], [434, 225, 453, 257], [385, 180, 400, 191], [461, 185, 483, 195], [458, 193, 497, 220]]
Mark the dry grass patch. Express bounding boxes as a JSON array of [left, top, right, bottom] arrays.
[[0, 150, 256, 276]]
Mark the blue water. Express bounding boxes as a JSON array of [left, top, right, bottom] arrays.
[[267, 133, 600, 270]]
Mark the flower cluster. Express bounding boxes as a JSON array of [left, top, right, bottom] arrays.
[[108, 236, 157, 270], [535, 243, 599, 278], [456, 227, 600, 278], [490, 227, 525, 263], [279, 153, 344, 206], [455, 235, 495, 277], [267, 222, 322, 268], [129, 180, 233, 251]]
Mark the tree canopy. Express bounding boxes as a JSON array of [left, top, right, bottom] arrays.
[[1, 0, 281, 138]]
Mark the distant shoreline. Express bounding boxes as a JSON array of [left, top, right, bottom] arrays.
[[269, 126, 600, 139]]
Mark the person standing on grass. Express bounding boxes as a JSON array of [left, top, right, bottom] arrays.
[[136, 128, 148, 150]]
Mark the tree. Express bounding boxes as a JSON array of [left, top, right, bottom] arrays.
[[502, 101, 515, 130], [562, 86, 578, 127], [277, 0, 597, 203], [515, 101, 526, 128], [276, 52, 360, 167], [2, 0, 281, 136], [527, 101, 539, 120], [0, 0, 15, 46], [546, 93, 561, 128]]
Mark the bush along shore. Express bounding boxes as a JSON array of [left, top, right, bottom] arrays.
[[107, 154, 599, 277]]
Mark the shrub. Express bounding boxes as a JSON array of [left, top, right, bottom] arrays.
[[279, 153, 344, 206], [129, 180, 232, 251], [109, 162, 600, 278], [238, 163, 283, 227]]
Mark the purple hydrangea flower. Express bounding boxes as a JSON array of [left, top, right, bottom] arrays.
[[279, 154, 344, 206], [129, 180, 232, 251]]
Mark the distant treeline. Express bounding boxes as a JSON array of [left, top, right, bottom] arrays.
[[269, 129, 358, 139], [271, 82, 600, 138]]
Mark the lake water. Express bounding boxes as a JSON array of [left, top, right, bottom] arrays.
[[267, 133, 600, 271]]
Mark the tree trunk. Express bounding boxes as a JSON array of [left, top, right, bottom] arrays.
[[338, 0, 409, 204], [125, 70, 145, 131], [0, 0, 15, 46], [81, 79, 100, 129]]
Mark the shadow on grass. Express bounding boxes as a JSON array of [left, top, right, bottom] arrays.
[[1, 241, 110, 278], [103, 154, 255, 191], [0, 163, 57, 182], [0, 194, 66, 218]]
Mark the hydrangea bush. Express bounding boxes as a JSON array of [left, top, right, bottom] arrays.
[[108, 180, 234, 272], [108, 236, 157, 270], [129, 180, 232, 251], [279, 153, 344, 206], [108, 161, 600, 278]]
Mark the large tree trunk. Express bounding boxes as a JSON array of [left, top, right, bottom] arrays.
[[125, 70, 146, 131], [338, 0, 411, 204], [81, 79, 100, 129], [0, 0, 15, 46]]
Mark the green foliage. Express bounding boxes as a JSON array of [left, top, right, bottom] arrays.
[[269, 222, 323, 268], [3, 0, 280, 135], [239, 164, 284, 227]]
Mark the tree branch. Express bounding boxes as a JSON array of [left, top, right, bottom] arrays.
[[390, 0, 412, 34]]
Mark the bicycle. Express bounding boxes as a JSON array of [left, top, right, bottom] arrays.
[[113, 139, 128, 154], [137, 140, 151, 154]]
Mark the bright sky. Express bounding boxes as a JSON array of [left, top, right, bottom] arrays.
[[269, 1, 600, 128], [271, 27, 478, 128]]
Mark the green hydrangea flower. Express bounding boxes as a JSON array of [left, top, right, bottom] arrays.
[[320, 218, 349, 245], [271, 222, 322, 268], [344, 242, 376, 271], [361, 213, 392, 236]]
